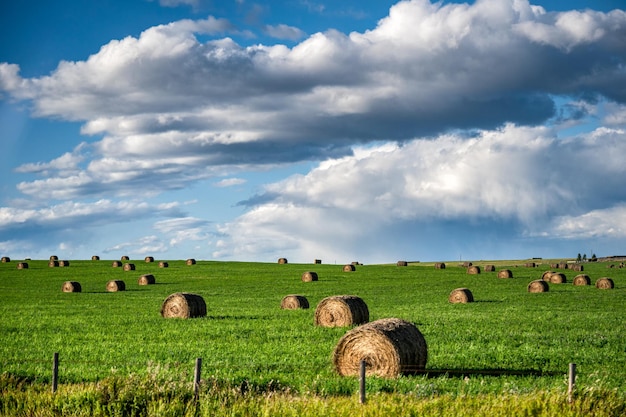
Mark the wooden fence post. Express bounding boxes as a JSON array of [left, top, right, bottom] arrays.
[[359, 360, 366, 404], [568, 363, 576, 403], [194, 358, 202, 401], [52, 352, 59, 394]]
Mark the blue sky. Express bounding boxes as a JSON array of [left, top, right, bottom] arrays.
[[1, 0, 626, 263]]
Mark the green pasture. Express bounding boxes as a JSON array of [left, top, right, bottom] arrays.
[[0, 257, 624, 415]]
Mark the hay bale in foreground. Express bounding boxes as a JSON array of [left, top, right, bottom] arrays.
[[145, 256, 154, 263], [314, 295, 369, 327], [498, 269, 513, 279], [62, 281, 81, 293], [595, 278, 615, 290], [397, 261, 408, 267], [91, 255, 100, 261], [59, 260, 70, 267], [448, 288, 474, 304], [186, 258, 196, 265], [333, 318, 427, 378], [161, 292, 206, 318], [467, 265, 481, 275], [550, 272, 567, 284], [48, 260, 59, 268], [343, 264, 356, 272], [484, 264, 495, 272], [573, 274, 591, 286], [280, 295, 309, 310], [528, 280, 549, 293], [1, 257, 10, 263], [17, 262, 28, 269], [159, 261, 169, 268], [278, 258, 288, 264], [434, 262, 446, 269], [112, 261, 122, 267], [301, 271, 318, 282], [106, 280, 126, 292], [541, 271, 555, 281], [123, 263, 135, 271], [138, 274, 155, 285]]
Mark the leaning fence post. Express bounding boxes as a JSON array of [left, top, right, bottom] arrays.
[[52, 352, 59, 394], [568, 363, 576, 403], [194, 358, 202, 401], [359, 360, 366, 404]]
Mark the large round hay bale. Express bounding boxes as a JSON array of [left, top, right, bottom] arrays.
[[48, 260, 59, 268], [112, 261, 122, 267], [186, 258, 196, 265], [280, 295, 309, 310], [161, 292, 206, 318], [17, 262, 28, 269], [123, 263, 135, 271], [528, 280, 549, 293], [571, 264, 584, 272], [278, 258, 288, 264], [434, 262, 446, 269], [1, 257, 10, 263], [558, 262, 568, 269], [145, 256, 154, 263], [397, 261, 408, 267], [497, 269, 513, 279], [301, 271, 318, 282], [333, 318, 427, 378], [121, 255, 130, 261], [467, 265, 481, 275], [91, 255, 100, 261], [314, 259, 322, 264], [541, 271, 554, 281], [138, 274, 155, 285], [59, 260, 70, 267], [50, 255, 58, 261], [595, 278, 615, 290], [573, 274, 591, 286], [448, 288, 474, 303], [550, 272, 567, 284], [159, 261, 169, 268], [484, 264, 495, 272], [106, 280, 126, 292], [62, 281, 81, 293], [314, 295, 369, 327], [343, 264, 356, 272]]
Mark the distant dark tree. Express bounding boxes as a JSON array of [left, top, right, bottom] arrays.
[[591, 253, 597, 262], [583, 254, 587, 262], [577, 253, 582, 263]]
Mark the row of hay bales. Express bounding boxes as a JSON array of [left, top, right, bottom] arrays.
[[61, 274, 157, 293], [11, 258, 197, 270], [277, 258, 363, 266]]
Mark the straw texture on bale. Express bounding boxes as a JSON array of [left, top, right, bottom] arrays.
[[159, 261, 169, 268], [138, 274, 156, 285], [278, 258, 288, 264], [1, 257, 10, 263], [550, 272, 567, 284], [62, 281, 81, 293], [301, 271, 318, 282], [467, 265, 481, 275], [497, 269, 513, 279], [448, 288, 474, 304], [343, 264, 356, 272], [462, 262, 473, 267], [314, 295, 369, 327], [525, 262, 536, 268], [50, 255, 58, 261], [397, 261, 408, 267], [314, 259, 322, 264], [123, 263, 135, 271], [528, 280, 549, 293], [59, 260, 70, 267], [571, 264, 584, 272], [121, 256, 130, 261], [17, 262, 28, 269], [280, 295, 309, 310], [434, 262, 446, 269], [91, 255, 100, 261], [333, 318, 427, 378], [558, 262, 568, 269], [112, 261, 122, 267], [48, 260, 59, 268], [484, 264, 495, 272], [573, 274, 591, 286], [595, 278, 615, 289], [186, 258, 196, 265], [161, 292, 207, 318], [145, 256, 154, 263], [541, 271, 554, 281], [105, 280, 125, 292]]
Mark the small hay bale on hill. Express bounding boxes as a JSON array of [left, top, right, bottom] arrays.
[[159, 261, 169, 268], [50, 255, 58, 261], [595, 278, 615, 290], [59, 260, 70, 267], [498, 269, 513, 279], [280, 295, 309, 310], [17, 262, 28, 269], [106, 280, 126, 292], [484, 264, 495, 272], [467, 265, 481, 275], [121, 255, 130, 261], [573, 274, 591, 286], [462, 262, 473, 267], [62, 281, 81, 293], [314, 259, 322, 264], [91, 255, 100, 261], [434, 262, 446, 269], [571, 264, 584, 272], [186, 258, 196, 265], [448, 288, 474, 304], [138, 274, 155, 285], [550, 263, 558, 268], [550, 273, 567, 284], [541, 271, 554, 281], [161, 292, 206, 318], [343, 264, 356, 272], [278, 258, 288, 264], [301, 271, 319, 282], [1, 256, 10, 263], [528, 280, 549, 293], [558, 262, 568, 269], [112, 261, 122, 267], [123, 263, 135, 271], [397, 261, 408, 267], [525, 262, 536, 268], [314, 295, 369, 327], [333, 318, 427, 378], [48, 260, 59, 268], [145, 256, 154, 263]]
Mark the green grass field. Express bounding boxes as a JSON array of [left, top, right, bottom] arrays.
[[0, 258, 624, 416]]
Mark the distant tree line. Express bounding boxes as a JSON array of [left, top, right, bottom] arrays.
[[577, 253, 597, 263]]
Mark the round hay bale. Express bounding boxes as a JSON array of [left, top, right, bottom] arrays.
[[573, 274, 591, 286], [50, 255, 58, 261], [62, 281, 81, 293], [280, 295, 309, 310], [48, 260, 59, 268], [161, 292, 206, 318], [1, 256, 10, 263], [484, 264, 495, 272], [595, 277, 615, 290], [145, 256, 154, 263], [138, 274, 155, 285], [528, 280, 549, 293], [314, 295, 369, 327], [497, 269, 513, 279], [186, 258, 196, 265], [550, 263, 558, 268], [121, 255, 130, 261], [558, 262, 568, 269], [301, 271, 318, 282], [462, 261, 472, 267], [278, 258, 288, 264], [571, 264, 584, 272], [17, 262, 28, 269], [397, 261, 408, 267], [351, 261, 360, 266], [106, 280, 126, 292], [343, 264, 356, 272], [333, 318, 427, 378], [59, 260, 70, 267], [541, 271, 555, 281], [525, 262, 536, 268], [434, 262, 446, 269], [159, 261, 169, 268], [91, 255, 100, 261], [314, 259, 322, 264], [550, 272, 567, 284], [123, 263, 135, 271], [448, 288, 474, 304], [467, 265, 481, 275], [112, 261, 122, 267]]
